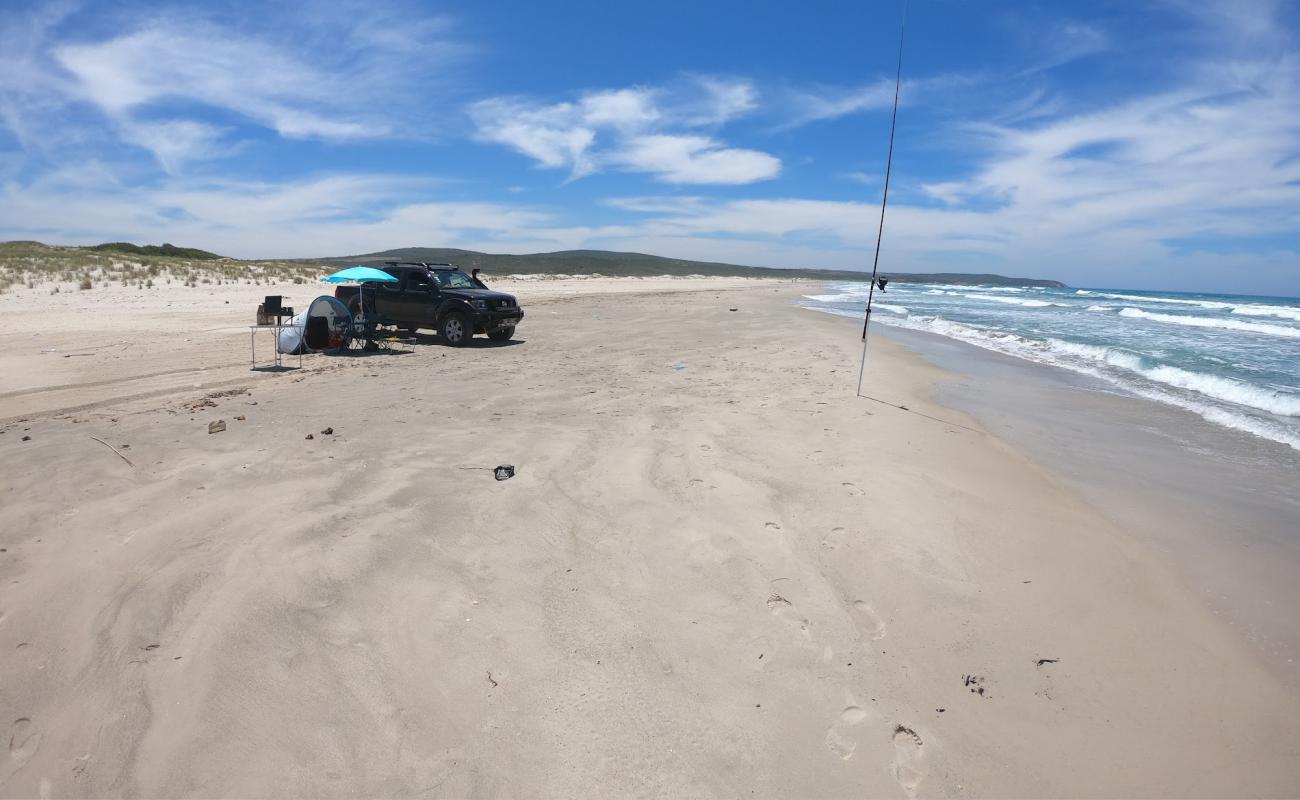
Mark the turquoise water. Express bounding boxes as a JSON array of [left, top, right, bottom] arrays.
[[800, 283, 1300, 450]]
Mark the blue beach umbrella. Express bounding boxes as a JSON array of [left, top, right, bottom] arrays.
[[320, 266, 398, 322], [320, 266, 399, 284]]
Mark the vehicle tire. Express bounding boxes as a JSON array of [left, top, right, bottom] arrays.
[[487, 326, 514, 342], [440, 313, 472, 346]]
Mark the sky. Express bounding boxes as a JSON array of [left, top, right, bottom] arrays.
[[1, 0, 1298, 295]]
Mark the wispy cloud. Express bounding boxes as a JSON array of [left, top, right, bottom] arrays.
[[468, 77, 779, 184], [0, 2, 466, 171], [1015, 19, 1110, 75], [776, 80, 896, 128]]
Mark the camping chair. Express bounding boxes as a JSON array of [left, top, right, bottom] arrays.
[[336, 313, 390, 352]]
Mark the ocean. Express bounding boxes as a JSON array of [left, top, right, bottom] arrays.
[[799, 282, 1300, 451]]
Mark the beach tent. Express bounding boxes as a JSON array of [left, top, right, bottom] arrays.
[[277, 295, 352, 354]]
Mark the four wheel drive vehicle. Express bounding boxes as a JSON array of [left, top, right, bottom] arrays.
[[333, 262, 523, 345]]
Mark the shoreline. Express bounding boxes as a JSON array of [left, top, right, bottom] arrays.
[[817, 306, 1300, 691], [3, 281, 1298, 796]]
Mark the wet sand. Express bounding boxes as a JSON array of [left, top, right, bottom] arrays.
[[878, 324, 1300, 689]]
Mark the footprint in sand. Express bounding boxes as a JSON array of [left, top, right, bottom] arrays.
[[766, 593, 810, 638], [891, 724, 925, 796], [852, 601, 887, 640], [820, 527, 848, 550], [825, 705, 870, 760], [842, 482, 865, 497], [8, 718, 41, 768]]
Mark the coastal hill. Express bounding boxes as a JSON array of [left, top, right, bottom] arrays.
[[320, 246, 1068, 287], [0, 240, 1066, 291]]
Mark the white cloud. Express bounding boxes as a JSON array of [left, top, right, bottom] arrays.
[[0, 3, 464, 171], [468, 97, 599, 174], [469, 77, 779, 185], [612, 135, 779, 184], [579, 88, 661, 131], [679, 77, 759, 126], [115, 120, 232, 173]]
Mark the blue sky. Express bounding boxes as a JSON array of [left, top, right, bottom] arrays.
[[1, 0, 1298, 294]]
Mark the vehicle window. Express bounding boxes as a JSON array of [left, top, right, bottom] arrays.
[[432, 271, 476, 289], [406, 272, 434, 291]]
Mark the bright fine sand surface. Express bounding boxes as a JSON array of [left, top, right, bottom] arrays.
[[2, 279, 1298, 798]]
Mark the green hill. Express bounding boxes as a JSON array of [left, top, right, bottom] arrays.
[[88, 242, 224, 260], [316, 247, 1067, 287]]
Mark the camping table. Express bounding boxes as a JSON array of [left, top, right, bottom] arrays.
[[376, 335, 417, 353], [249, 323, 303, 370]]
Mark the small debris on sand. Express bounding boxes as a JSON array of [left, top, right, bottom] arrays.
[[963, 674, 989, 697], [21, 435, 31, 441], [305, 433, 314, 440], [1035, 658, 1059, 668], [321, 427, 334, 435], [90, 436, 133, 467], [234, 415, 246, 421], [207, 420, 226, 434]]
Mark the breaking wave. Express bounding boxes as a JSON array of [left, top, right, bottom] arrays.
[[1230, 305, 1300, 322], [1118, 308, 1300, 338], [965, 294, 1058, 307]]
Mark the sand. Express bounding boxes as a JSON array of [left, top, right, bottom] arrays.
[[2, 279, 1298, 797]]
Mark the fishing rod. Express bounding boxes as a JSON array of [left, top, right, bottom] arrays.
[[856, 0, 908, 398]]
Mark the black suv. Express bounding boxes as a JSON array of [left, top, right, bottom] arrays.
[[335, 262, 523, 345]]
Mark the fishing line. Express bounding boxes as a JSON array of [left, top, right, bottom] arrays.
[[857, 392, 984, 434], [856, 0, 908, 398]]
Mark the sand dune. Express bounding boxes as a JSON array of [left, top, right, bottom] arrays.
[[2, 281, 1297, 797]]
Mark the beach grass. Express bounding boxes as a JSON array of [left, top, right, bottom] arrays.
[[0, 241, 322, 295]]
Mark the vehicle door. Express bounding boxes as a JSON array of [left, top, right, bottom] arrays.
[[373, 268, 407, 321], [400, 270, 439, 325]]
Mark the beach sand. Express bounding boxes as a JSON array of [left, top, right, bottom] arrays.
[[2, 279, 1298, 797]]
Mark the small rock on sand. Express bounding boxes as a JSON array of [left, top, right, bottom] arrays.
[[305, 434, 314, 440], [208, 420, 226, 434]]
